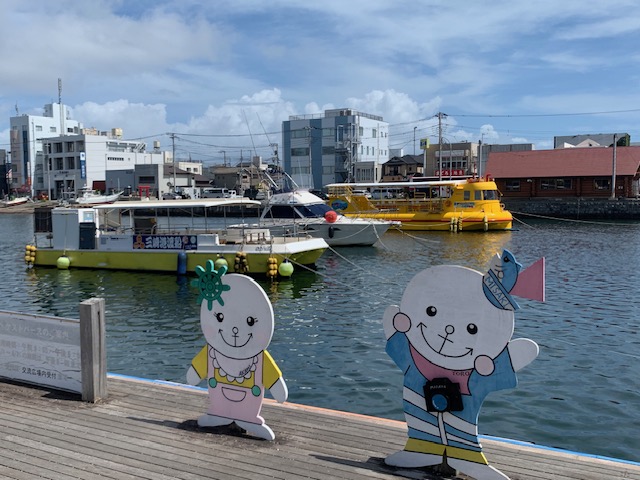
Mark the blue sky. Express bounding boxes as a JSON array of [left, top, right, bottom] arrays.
[[2, 0, 639, 164]]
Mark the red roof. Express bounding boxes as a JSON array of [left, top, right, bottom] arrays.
[[486, 146, 640, 178]]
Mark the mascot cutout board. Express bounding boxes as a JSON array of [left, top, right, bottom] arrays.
[[186, 261, 288, 440], [383, 250, 544, 480]]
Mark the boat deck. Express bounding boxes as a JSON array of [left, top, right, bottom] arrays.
[[1, 375, 638, 480]]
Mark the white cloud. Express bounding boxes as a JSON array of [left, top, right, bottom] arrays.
[[2, 1, 640, 156]]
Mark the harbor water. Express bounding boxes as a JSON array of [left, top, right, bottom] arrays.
[[0, 213, 638, 463]]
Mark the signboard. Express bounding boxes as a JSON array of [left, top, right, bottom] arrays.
[[0, 311, 82, 393], [80, 152, 86, 179], [133, 234, 198, 250], [435, 169, 466, 177], [420, 138, 430, 150]]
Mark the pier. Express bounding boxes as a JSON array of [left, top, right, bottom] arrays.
[[1, 374, 638, 480]]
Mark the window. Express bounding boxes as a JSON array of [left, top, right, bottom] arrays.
[[54, 143, 63, 153], [291, 166, 310, 174], [291, 129, 308, 139], [35, 125, 43, 132], [483, 189, 499, 200], [322, 128, 335, 137], [540, 178, 572, 190], [372, 128, 377, 138], [291, 147, 309, 157], [322, 146, 335, 155], [67, 157, 75, 170], [66, 142, 75, 152], [50, 126, 57, 133], [505, 180, 520, 192], [594, 178, 611, 190], [55, 158, 64, 170]]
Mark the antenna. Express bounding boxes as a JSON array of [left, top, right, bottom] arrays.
[[242, 109, 257, 158]]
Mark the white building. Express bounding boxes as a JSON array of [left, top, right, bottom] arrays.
[[43, 128, 170, 200], [281, 108, 389, 189], [9, 102, 81, 195]]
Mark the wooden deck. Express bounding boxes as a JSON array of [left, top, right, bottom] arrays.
[[1, 374, 638, 480]]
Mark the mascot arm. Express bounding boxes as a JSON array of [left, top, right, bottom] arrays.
[[186, 345, 208, 385], [508, 338, 539, 372], [263, 350, 288, 403]]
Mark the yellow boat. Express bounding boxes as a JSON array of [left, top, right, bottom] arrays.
[[325, 178, 513, 232], [25, 198, 327, 277]]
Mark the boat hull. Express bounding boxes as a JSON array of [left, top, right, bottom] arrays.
[[234, 219, 393, 246], [342, 211, 513, 231], [31, 246, 326, 275]]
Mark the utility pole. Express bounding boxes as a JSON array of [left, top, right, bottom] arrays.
[[611, 134, 617, 200], [436, 112, 447, 181], [219, 150, 226, 166], [170, 133, 176, 192]]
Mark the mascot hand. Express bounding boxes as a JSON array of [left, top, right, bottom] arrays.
[[270, 377, 288, 403], [474, 355, 495, 376], [508, 338, 540, 372], [185, 365, 201, 386], [383, 305, 401, 339]]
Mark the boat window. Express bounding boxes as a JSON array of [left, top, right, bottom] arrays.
[[267, 205, 299, 219], [483, 190, 499, 200], [475, 191, 482, 200], [298, 203, 332, 218], [464, 191, 471, 201]]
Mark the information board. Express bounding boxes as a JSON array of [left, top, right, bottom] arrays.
[[0, 311, 82, 393]]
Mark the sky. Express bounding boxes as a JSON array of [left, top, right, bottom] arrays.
[[2, 0, 640, 166]]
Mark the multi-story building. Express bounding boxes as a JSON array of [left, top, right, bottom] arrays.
[[9, 102, 81, 195], [282, 108, 389, 188], [42, 128, 170, 200]]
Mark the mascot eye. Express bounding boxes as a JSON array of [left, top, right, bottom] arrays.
[[246, 316, 257, 326], [467, 323, 478, 334], [215, 312, 224, 323], [426, 306, 437, 317]]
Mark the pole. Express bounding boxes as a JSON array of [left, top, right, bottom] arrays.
[[171, 133, 176, 193], [413, 126, 417, 155], [611, 134, 617, 200], [437, 113, 444, 181], [478, 139, 482, 178]]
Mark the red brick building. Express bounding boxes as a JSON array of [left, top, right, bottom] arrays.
[[486, 146, 640, 198]]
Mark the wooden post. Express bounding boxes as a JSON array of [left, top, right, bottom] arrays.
[[79, 297, 107, 402]]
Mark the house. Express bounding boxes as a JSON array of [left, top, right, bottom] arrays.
[[486, 146, 640, 198], [380, 155, 424, 181]]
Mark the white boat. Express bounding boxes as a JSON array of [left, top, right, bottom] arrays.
[[25, 197, 327, 277], [231, 189, 395, 246], [69, 186, 123, 205], [1, 196, 30, 207]]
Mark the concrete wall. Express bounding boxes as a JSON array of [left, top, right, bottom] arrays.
[[503, 197, 640, 220]]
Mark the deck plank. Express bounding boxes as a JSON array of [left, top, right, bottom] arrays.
[[0, 376, 638, 480]]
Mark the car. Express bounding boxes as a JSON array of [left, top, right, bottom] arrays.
[[162, 192, 182, 200]]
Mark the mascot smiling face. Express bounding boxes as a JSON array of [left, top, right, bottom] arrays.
[[398, 265, 514, 372], [200, 273, 274, 362]]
